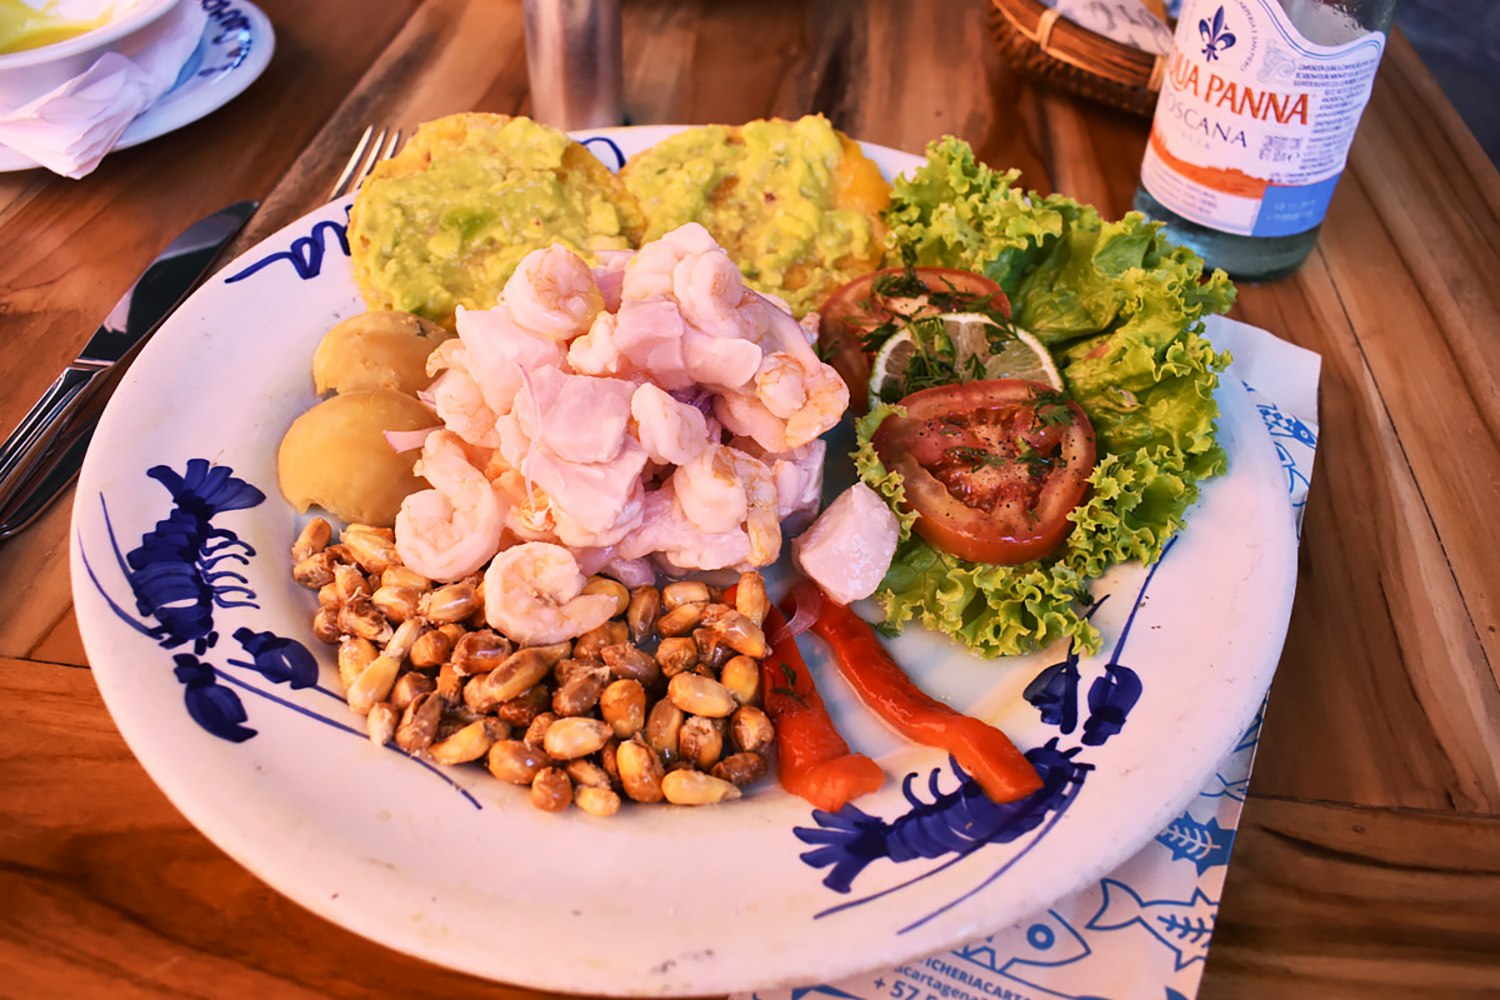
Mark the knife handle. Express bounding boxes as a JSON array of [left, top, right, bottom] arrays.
[[0, 364, 104, 509]]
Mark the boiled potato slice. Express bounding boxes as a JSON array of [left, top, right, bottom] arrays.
[[278, 389, 436, 527], [312, 310, 452, 395]]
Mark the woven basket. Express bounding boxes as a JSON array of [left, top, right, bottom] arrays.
[[988, 0, 1170, 116]]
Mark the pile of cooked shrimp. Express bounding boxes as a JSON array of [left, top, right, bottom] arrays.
[[290, 517, 778, 814], [391, 221, 848, 598]]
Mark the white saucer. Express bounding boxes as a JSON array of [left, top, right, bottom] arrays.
[[0, 0, 275, 172]]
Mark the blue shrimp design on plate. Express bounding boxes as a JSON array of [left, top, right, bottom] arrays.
[[794, 539, 1175, 916], [78, 459, 480, 805]]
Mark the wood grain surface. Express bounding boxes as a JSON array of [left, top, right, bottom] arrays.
[[0, 0, 1496, 997]]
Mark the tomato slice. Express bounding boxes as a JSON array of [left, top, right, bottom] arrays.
[[871, 379, 1096, 565], [818, 267, 1010, 415]]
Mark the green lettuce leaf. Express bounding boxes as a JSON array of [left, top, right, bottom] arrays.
[[854, 136, 1237, 659]]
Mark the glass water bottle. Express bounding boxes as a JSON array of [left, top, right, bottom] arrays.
[[1133, 0, 1400, 281]]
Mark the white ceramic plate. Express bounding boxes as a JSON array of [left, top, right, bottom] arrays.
[[70, 126, 1298, 997], [0, 0, 273, 171]]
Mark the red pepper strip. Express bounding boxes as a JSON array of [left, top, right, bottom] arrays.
[[758, 602, 885, 812], [794, 580, 1044, 804]]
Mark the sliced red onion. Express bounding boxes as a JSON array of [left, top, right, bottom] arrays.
[[769, 578, 822, 645], [384, 426, 440, 454]]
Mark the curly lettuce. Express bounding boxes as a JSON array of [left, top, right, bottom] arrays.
[[859, 137, 1236, 658]]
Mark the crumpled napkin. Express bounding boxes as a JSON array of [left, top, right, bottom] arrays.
[[0, 0, 209, 178]]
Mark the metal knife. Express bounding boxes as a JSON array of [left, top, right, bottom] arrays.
[[0, 200, 259, 540]]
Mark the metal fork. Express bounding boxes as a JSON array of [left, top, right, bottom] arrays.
[[329, 125, 403, 201]]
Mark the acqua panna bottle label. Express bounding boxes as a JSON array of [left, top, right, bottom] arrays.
[[1139, 0, 1387, 238]]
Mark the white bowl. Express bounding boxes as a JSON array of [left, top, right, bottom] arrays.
[[0, 0, 182, 105]]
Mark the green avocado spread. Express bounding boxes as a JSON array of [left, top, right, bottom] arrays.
[[348, 115, 641, 326], [620, 116, 887, 316]]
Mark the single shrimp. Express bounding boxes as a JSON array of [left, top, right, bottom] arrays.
[[630, 382, 710, 466], [755, 352, 809, 419], [483, 541, 619, 645], [501, 244, 605, 341], [621, 222, 717, 301], [781, 358, 849, 448], [395, 431, 507, 582], [673, 244, 764, 341], [714, 388, 791, 454], [423, 367, 502, 450], [673, 445, 781, 567]]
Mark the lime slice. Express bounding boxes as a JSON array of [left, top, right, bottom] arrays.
[[867, 313, 1063, 407], [868, 328, 918, 404]]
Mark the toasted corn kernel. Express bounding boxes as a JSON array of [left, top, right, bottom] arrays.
[[617, 737, 665, 803], [494, 685, 551, 727], [661, 769, 742, 805], [430, 719, 498, 764], [338, 636, 378, 691], [543, 717, 613, 760], [422, 580, 480, 624], [565, 758, 613, 789], [600, 738, 621, 783], [720, 655, 761, 705], [366, 701, 398, 746], [712, 750, 769, 787], [347, 654, 401, 715], [318, 581, 342, 610], [531, 767, 573, 812], [679, 715, 725, 769], [702, 605, 768, 658], [451, 630, 513, 678], [436, 662, 463, 705], [627, 585, 661, 642], [573, 620, 628, 661], [574, 785, 621, 818], [668, 673, 737, 719], [657, 601, 706, 637], [582, 575, 631, 617], [371, 584, 423, 623], [601, 642, 660, 685], [524, 712, 558, 748], [311, 607, 341, 644], [530, 640, 574, 664], [338, 596, 393, 644], [408, 627, 454, 669], [599, 678, 646, 738], [343, 526, 401, 575], [292, 551, 337, 589], [384, 617, 424, 662], [395, 691, 442, 751], [464, 648, 553, 712], [645, 699, 685, 762], [662, 580, 711, 610], [653, 637, 698, 678], [291, 518, 333, 563], [381, 565, 430, 591], [332, 562, 371, 605], [553, 663, 610, 717], [391, 671, 437, 712], [693, 627, 733, 670], [487, 740, 548, 784], [735, 571, 769, 626], [729, 704, 775, 754]]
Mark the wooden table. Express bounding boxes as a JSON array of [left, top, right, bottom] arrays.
[[2, 1, 1497, 996]]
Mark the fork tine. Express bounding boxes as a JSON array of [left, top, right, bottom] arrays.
[[330, 127, 404, 202], [329, 124, 375, 201]]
